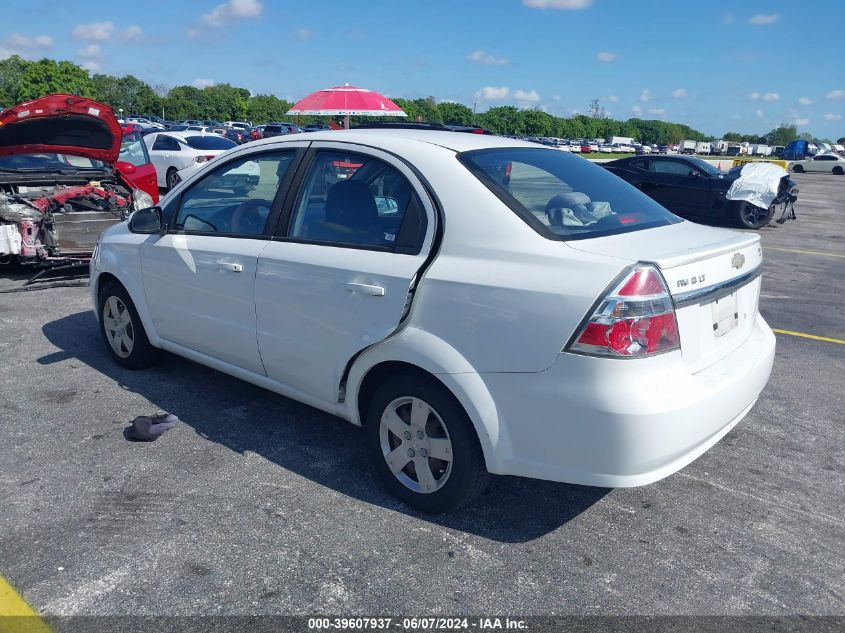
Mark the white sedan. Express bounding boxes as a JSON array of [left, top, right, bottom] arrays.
[[144, 131, 258, 190], [91, 129, 775, 513], [791, 153, 845, 175]]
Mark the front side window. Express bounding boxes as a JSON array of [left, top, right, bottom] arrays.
[[287, 150, 426, 251], [119, 132, 150, 167], [459, 147, 681, 240], [173, 151, 295, 235]]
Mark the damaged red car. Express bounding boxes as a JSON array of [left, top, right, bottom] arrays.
[[0, 94, 158, 271]]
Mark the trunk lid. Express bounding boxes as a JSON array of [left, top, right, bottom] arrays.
[[568, 222, 763, 373], [0, 94, 122, 164]]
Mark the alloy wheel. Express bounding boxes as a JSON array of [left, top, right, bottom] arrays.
[[379, 397, 453, 494], [102, 296, 135, 358], [168, 171, 181, 189]]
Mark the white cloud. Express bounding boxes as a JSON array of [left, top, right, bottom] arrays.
[[608, 95, 619, 103], [474, 86, 509, 100], [639, 89, 651, 102], [755, 109, 764, 118], [749, 91, 760, 100], [77, 44, 101, 58], [294, 28, 312, 40], [192, 78, 217, 89], [749, 14, 780, 25], [187, 29, 200, 40], [596, 51, 616, 62], [123, 25, 144, 42], [552, 94, 561, 101], [826, 89, 845, 100], [522, 0, 594, 9], [730, 114, 741, 120], [648, 108, 666, 115], [81, 60, 100, 72], [73, 21, 114, 41], [671, 88, 688, 98], [798, 97, 813, 105], [794, 118, 809, 126], [0, 33, 53, 59], [631, 105, 643, 116], [466, 49, 509, 65], [203, 0, 263, 26], [722, 13, 734, 25], [514, 89, 541, 103], [749, 92, 779, 102], [823, 113, 842, 121]]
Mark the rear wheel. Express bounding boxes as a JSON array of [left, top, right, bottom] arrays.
[[737, 201, 775, 230], [166, 168, 181, 190], [365, 374, 490, 514], [792, 164, 804, 173], [833, 166, 844, 175], [98, 282, 161, 369]]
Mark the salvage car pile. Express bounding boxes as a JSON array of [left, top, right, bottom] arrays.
[[0, 95, 157, 269]]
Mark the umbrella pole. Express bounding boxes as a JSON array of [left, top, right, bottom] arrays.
[[344, 115, 350, 130]]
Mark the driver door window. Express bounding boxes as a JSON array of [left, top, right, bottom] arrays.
[[174, 151, 295, 235]]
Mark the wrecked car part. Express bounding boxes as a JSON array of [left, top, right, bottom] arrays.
[[726, 162, 789, 209]]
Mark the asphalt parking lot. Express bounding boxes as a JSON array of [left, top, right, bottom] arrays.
[[0, 174, 843, 623]]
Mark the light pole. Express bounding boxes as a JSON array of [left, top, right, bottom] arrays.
[[118, 108, 123, 122]]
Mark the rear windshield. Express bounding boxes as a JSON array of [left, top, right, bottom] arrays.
[[264, 126, 283, 133], [184, 135, 237, 150], [458, 147, 681, 240]]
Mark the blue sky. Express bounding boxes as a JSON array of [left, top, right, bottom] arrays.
[[2, 0, 844, 138]]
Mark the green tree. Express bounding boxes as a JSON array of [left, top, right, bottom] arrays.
[[0, 55, 30, 105], [436, 101, 473, 125], [763, 124, 797, 146], [15, 58, 95, 101]]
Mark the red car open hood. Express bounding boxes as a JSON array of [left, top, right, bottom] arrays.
[[0, 94, 122, 164]]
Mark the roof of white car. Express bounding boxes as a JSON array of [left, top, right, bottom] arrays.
[[247, 129, 538, 153]]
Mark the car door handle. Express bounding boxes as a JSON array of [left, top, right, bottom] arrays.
[[346, 282, 385, 296], [217, 262, 243, 273]]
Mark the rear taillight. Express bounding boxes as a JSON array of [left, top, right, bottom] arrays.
[[195, 155, 215, 163], [567, 264, 679, 358]]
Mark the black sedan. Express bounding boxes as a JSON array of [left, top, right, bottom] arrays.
[[603, 155, 797, 229]]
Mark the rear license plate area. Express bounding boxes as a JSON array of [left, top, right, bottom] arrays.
[[711, 292, 738, 337]]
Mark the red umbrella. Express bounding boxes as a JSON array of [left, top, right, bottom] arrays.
[[287, 84, 405, 129]]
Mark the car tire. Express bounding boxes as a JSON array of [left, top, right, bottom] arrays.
[[365, 373, 490, 514], [736, 201, 775, 230], [166, 168, 181, 190], [833, 166, 844, 175], [792, 164, 804, 173], [98, 281, 161, 370]]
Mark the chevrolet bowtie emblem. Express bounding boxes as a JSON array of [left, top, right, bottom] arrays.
[[731, 252, 746, 269]]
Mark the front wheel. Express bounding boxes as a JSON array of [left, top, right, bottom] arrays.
[[98, 282, 161, 369], [737, 201, 775, 230], [365, 374, 490, 514]]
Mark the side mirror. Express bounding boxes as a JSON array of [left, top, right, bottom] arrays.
[[129, 206, 165, 234], [114, 160, 137, 175]]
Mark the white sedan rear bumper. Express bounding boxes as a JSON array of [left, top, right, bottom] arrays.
[[480, 313, 776, 487]]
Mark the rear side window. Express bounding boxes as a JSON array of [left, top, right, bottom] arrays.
[[459, 147, 680, 241], [287, 150, 426, 252], [184, 136, 237, 150]]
